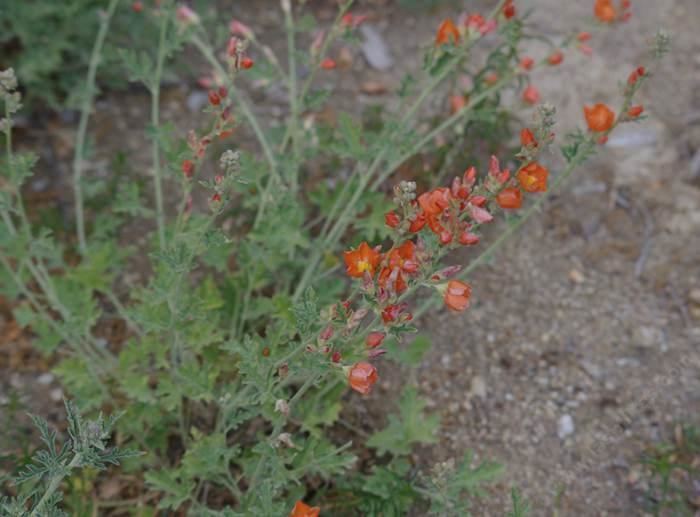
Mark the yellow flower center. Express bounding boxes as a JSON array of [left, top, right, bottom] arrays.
[[357, 260, 370, 273]]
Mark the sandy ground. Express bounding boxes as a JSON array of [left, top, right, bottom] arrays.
[[2, 0, 699, 515]]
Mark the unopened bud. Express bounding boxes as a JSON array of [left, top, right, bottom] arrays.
[[275, 399, 290, 416]]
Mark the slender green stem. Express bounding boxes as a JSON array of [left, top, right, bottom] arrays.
[[279, 0, 355, 153], [2, 105, 18, 235], [73, 0, 121, 256], [30, 453, 82, 517], [283, 0, 300, 190], [150, 8, 169, 251], [103, 289, 143, 336]]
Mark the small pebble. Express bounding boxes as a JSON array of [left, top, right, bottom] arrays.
[[558, 414, 575, 439], [470, 376, 487, 399], [37, 373, 54, 385]]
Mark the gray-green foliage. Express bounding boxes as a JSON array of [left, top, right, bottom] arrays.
[[1, 400, 139, 516]]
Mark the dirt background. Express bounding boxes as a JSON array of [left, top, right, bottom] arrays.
[[2, 0, 699, 515]]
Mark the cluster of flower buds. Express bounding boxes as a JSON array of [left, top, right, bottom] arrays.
[[577, 32, 593, 57], [180, 91, 236, 182], [226, 36, 254, 71], [206, 150, 245, 211]]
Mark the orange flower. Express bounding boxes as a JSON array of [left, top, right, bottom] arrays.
[[378, 241, 418, 294], [548, 51, 564, 66], [443, 280, 472, 311], [290, 500, 320, 517], [517, 162, 548, 193], [320, 58, 337, 69], [520, 128, 537, 147], [417, 188, 451, 217], [344, 242, 381, 278], [408, 211, 426, 233], [628, 105, 644, 118], [436, 18, 460, 46], [496, 187, 522, 209], [584, 103, 615, 132], [577, 31, 592, 42], [348, 362, 378, 394], [594, 0, 617, 23], [522, 85, 540, 105]]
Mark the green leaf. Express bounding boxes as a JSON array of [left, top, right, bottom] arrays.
[[67, 242, 120, 291], [368, 385, 440, 456], [145, 469, 194, 510], [289, 438, 356, 480], [297, 382, 345, 437], [426, 451, 504, 515], [385, 335, 431, 367], [181, 431, 238, 481], [113, 182, 153, 218], [337, 112, 364, 157], [357, 460, 418, 516], [291, 287, 318, 338]]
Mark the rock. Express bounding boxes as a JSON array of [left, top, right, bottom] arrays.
[[607, 128, 658, 149], [569, 269, 585, 284], [470, 375, 487, 399], [360, 80, 388, 95], [580, 360, 602, 380], [558, 414, 575, 439], [186, 90, 208, 113], [633, 325, 663, 348], [689, 288, 700, 306], [337, 47, 354, 69], [50, 388, 64, 402], [37, 373, 54, 385], [359, 25, 393, 71]]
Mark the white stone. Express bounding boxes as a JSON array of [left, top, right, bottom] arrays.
[[558, 414, 575, 439]]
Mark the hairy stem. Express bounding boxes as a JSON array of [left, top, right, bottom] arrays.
[[30, 453, 82, 516], [150, 7, 169, 251], [283, 0, 300, 190], [73, 0, 121, 256]]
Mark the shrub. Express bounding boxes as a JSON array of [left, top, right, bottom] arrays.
[[0, 0, 667, 514]]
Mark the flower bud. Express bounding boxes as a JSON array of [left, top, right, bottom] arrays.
[[366, 332, 385, 348], [385, 211, 401, 228]]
